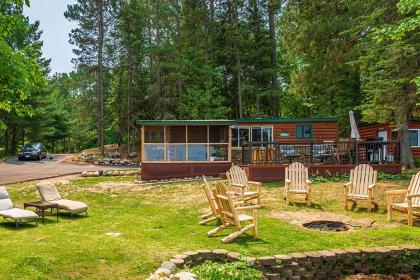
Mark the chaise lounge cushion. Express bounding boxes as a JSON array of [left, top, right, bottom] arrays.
[[0, 187, 13, 211], [36, 183, 88, 214], [50, 199, 88, 213], [36, 183, 62, 201], [0, 208, 38, 220]]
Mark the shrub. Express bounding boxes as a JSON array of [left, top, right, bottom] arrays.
[[192, 260, 262, 280], [377, 172, 407, 180]]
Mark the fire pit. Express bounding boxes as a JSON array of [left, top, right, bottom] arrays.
[[303, 220, 349, 232]]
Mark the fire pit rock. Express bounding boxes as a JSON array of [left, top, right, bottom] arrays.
[[302, 220, 349, 232]]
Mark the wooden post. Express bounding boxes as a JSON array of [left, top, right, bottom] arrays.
[[163, 125, 167, 161], [140, 126, 145, 162], [228, 126, 232, 162], [185, 125, 189, 161], [310, 141, 313, 164], [207, 125, 210, 161]]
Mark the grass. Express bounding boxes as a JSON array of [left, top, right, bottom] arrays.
[[0, 176, 419, 279]]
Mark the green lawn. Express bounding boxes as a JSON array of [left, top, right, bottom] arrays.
[[1, 176, 419, 279]]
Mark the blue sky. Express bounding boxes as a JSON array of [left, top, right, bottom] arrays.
[[23, 0, 77, 74]]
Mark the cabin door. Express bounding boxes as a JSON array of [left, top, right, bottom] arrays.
[[378, 130, 387, 161]]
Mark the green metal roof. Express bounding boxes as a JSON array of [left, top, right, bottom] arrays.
[[236, 118, 337, 123], [135, 118, 337, 126], [135, 120, 236, 126]]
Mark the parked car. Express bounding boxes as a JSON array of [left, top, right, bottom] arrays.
[[18, 143, 47, 160]]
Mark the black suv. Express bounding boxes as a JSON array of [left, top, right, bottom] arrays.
[[18, 143, 48, 161]]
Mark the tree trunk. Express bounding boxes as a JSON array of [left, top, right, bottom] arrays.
[[97, 0, 105, 156], [268, 0, 279, 117], [126, 18, 133, 155], [233, 2, 243, 119], [4, 129, 9, 155], [398, 114, 415, 169], [155, 0, 163, 119], [11, 127, 17, 155]]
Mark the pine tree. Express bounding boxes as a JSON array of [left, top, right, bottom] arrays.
[[65, 0, 114, 155]]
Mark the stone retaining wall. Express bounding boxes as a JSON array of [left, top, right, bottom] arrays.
[[149, 245, 420, 280]]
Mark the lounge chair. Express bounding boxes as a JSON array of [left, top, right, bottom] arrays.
[[226, 165, 261, 205], [36, 183, 88, 216], [284, 162, 312, 205], [386, 171, 420, 226], [344, 164, 378, 212], [208, 182, 258, 243], [199, 175, 219, 225], [0, 186, 38, 228]]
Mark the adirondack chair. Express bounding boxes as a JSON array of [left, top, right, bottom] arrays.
[[208, 182, 258, 243], [284, 162, 312, 205], [199, 175, 219, 225], [386, 171, 420, 226], [344, 164, 378, 212], [226, 165, 261, 205]]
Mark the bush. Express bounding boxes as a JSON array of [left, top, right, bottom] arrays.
[[377, 172, 408, 180], [192, 260, 262, 280]]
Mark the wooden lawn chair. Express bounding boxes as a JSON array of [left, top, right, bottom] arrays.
[[284, 162, 312, 205], [226, 165, 261, 205], [344, 164, 378, 212], [199, 175, 219, 225], [386, 171, 420, 226], [208, 183, 258, 243]]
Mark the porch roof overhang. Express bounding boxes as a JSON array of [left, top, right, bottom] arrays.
[[135, 118, 338, 126], [135, 120, 236, 126]]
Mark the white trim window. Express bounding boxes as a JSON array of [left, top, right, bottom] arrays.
[[231, 126, 273, 148], [409, 129, 420, 147]]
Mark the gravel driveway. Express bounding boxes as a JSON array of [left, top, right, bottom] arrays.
[[0, 154, 135, 185]]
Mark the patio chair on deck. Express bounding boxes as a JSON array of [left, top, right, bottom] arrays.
[[386, 171, 420, 226], [208, 182, 258, 243], [199, 176, 219, 225], [284, 162, 312, 206], [344, 164, 378, 212], [226, 165, 261, 205], [0, 187, 38, 228], [36, 183, 88, 216]]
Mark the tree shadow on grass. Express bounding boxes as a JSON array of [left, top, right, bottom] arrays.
[[0, 220, 38, 230]]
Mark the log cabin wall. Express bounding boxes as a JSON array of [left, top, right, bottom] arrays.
[[359, 121, 420, 159], [236, 119, 339, 143]]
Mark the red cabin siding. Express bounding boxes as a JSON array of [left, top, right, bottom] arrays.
[[359, 121, 420, 159], [237, 121, 339, 142]]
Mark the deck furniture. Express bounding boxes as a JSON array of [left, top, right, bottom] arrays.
[[335, 141, 351, 164], [226, 165, 261, 205], [284, 162, 312, 205], [386, 171, 420, 226], [208, 182, 258, 243], [24, 201, 59, 223], [344, 164, 378, 212], [36, 183, 88, 216], [0, 187, 38, 228], [200, 175, 219, 225]]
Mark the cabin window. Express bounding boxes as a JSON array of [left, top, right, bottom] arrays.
[[296, 124, 312, 139], [231, 126, 250, 147], [231, 126, 273, 147], [409, 129, 420, 147]]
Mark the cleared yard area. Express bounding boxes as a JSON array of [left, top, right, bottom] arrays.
[[0, 175, 419, 279]]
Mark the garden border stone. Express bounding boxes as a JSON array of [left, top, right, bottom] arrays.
[[148, 245, 420, 280]]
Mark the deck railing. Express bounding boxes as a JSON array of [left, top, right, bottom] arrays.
[[241, 140, 401, 165]]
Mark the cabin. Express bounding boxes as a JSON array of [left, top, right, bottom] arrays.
[[136, 118, 340, 180], [136, 118, 403, 181], [359, 120, 420, 159]]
